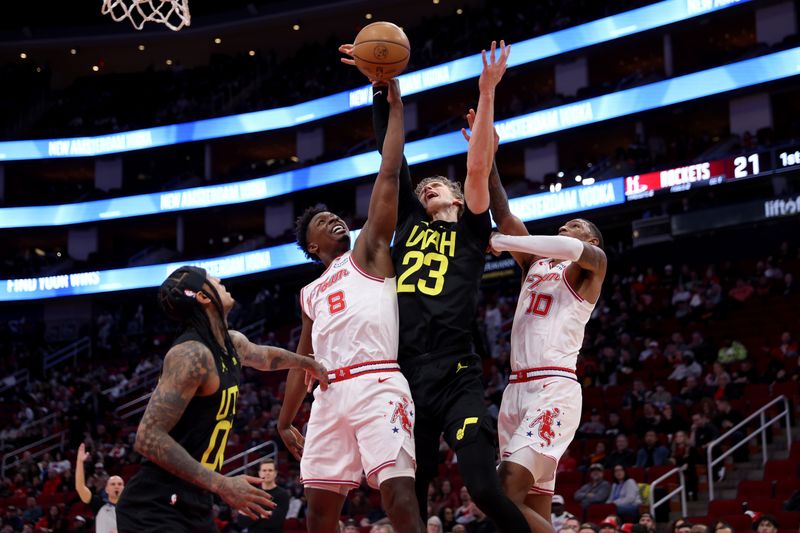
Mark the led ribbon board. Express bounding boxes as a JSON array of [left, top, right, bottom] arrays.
[[0, 0, 749, 161], [1, 45, 797, 229], [0, 179, 625, 301]]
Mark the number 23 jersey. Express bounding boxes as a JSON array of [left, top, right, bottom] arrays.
[[392, 206, 491, 361]]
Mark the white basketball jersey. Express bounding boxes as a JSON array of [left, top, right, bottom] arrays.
[[300, 251, 399, 370], [510, 259, 595, 371]]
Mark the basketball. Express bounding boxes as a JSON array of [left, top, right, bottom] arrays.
[[352, 21, 410, 81]]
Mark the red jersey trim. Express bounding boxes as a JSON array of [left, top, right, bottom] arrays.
[[562, 271, 585, 302], [349, 254, 385, 282]]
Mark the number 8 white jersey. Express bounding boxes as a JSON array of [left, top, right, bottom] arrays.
[[510, 259, 595, 372], [300, 251, 399, 371]]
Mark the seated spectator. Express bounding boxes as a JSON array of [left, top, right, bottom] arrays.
[[669, 352, 702, 381], [579, 523, 600, 533], [771, 332, 798, 358], [623, 379, 648, 410], [692, 525, 708, 533], [635, 430, 669, 467], [647, 382, 672, 409], [579, 409, 606, 437], [717, 338, 748, 364], [728, 278, 754, 302], [755, 515, 778, 533], [551, 495, 575, 530], [606, 435, 636, 469], [732, 359, 758, 385], [711, 372, 740, 401], [634, 403, 662, 437], [704, 362, 730, 388], [426, 516, 443, 533], [639, 512, 656, 533], [714, 399, 748, 460], [606, 464, 642, 518], [713, 521, 734, 533], [586, 442, 607, 468], [679, 376, 704, 406], [574, 463, 611, 509], [599, 517, 619, 533], [439, 506, 456, 532], [454, 486, 476, 525], [690, 412, 719, 451], [432, 479, 459, 516], [659, 404, 689, 436], [604, 412, 628, 438]]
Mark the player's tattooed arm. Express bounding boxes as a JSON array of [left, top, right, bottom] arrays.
[[229, 330, 329, 389], [134, 341, 223, 492]]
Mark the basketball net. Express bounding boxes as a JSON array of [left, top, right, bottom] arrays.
[[101, 0, 191, 31]]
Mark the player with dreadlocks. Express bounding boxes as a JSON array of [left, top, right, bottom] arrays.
[[116, 266, 329, 533]]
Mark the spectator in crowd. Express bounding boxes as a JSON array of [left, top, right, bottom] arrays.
[[636, 430, 669, 467], [639, 512, 656, 533], [574, 463, 611, 509], [565, 517, 582, 531], [623, 379, 648, 410], [771, 332, 798, 358], [432, 479, 460, 516], [668, 430, 699, 499], [704, 362, 730, 388], [717, 338, 748, 363], [755, 515, 778, 533], [660, 404, 689, 436], [604, 412, 627, 438], [439, 506, 456, 532], [551, 495, 575, 530], [74, 443, 123, 533], [690, 413, 719, 448], [579, 409, 606, 437], [343, 518, 360, 532], [634, 403, 662, 437], [426, 515, 443, 533], [647, 382, 672, 409], [454, 486, 476, 525], [713, 521, 734, 533], [728, 278, 754, 303], [691, 525, 708, 533], [606, 435, 637, 469], [236, 459, 289, 532], [669, 352, 703, 381], [606, 464, 641, 518], [598, 517, 619, 533], [20, 497, 42, 525], [586, 442, 608, 468], [579, 523, 599, 533]]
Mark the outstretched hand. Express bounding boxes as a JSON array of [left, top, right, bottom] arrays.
[[479, 40, 511, 94], [77, 443, 91, 463], [460, 108, 499, 152], [385, 78, 402, 107], [217, 475, 275, 520]]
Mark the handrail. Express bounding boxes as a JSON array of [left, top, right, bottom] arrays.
[[0, 368, 30, 393], [1, 431, 66, 477], [649, 464, 687, 517], [43, 336, 91, 372], [114, 392, 152, 420], [223, 440, 277, 477], [239, 318, 267, 340], [0, 411, 60, 449], [707, 395, 792, 501], [103, 365, 161, 399]]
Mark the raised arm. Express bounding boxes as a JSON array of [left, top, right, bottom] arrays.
[[341, 43, 416, 220], [462, 108, 532, 269], [353, 78, 404, 276], [278, 311, 314, 461], [464, 40, 510, 214], [134, 341, 273, 519], [489, 234, 607, 275], [74, 443, 92, 504], [229, 330, 328, 389]]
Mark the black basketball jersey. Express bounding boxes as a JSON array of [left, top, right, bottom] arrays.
[[140, 327, 241, 477], [392, 199, 491, 362]]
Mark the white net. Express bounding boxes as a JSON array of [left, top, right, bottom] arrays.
[[101, 0, 191, 31]]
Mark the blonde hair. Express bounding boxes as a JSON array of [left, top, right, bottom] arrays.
[[414, 176, 465, 217]]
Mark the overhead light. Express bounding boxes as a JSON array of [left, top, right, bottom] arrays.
[[165, 59, 173, 66], [248, 50, 256, 57], [290, 155, 299, 162], [365, 13, 373, 20], [213, 37, 222, 44], [557, 171, 564, 178], [34, 248, 45, 257], [137, 44, 145, 51], [92, 65, 100, 72], [456, 8, 463, 14], [575, 175, 582, 182], [56, 252, 62, 258], [20, 52, 27, 59], [292, 23, 300, 31], [433, 0, 440, 4], [36, 67, 42, 73], [582, 177, 596, 185], [69, 48, 77, 55]]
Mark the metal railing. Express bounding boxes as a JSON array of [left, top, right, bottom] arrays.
[[707, 395, 792, 500], [103, 365, 161, 400], [240, 318, 268, 341], [1, 431, 66, 477], [43, 336, 91, 372], [114, 392, 152, 421], [223, 440, 277, 477], [0, 368, 30, 393], [649, 464, 688, 517]]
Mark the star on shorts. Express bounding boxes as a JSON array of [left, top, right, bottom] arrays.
[[526, 431, 533, 438], [392, 427, 399, 433]]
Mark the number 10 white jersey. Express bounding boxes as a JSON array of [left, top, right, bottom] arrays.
[[510, 259, 595, 372], [300, 251, 399, 371]]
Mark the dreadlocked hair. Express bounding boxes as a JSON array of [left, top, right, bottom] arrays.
[[158, 266, 238, 366], [295, 204, 328, 262]]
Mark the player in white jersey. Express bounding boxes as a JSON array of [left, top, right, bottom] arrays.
[[488, 212, 606, 526], [278, 79, 424, 533]]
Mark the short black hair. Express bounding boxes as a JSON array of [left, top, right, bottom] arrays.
[[295, 204, 328, 261], [259, 458, 276, 468], [579, 218, 604, 249]]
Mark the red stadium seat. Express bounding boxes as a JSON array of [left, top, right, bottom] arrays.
[[687, 516, 712, 526], [738, 479, 774, 499], [626, 467, 646, 483], [646, 465, 676, 483], [772, 381, 800, 401], [775, 512, 800, 529], [764, 459, 799, 481], [708, 499, 742, 518], [776, 479, 799, 499], [556, 470, 583, 486], [746, 497, 784, 515]]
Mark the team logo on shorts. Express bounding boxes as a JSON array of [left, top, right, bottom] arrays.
[[528, 408, 562, 448], [389, 397, 413, 437]]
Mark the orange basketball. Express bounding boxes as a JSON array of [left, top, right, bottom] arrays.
[[352, 21, 410, 81]]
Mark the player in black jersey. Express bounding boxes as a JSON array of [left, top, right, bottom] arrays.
[[368, 40, 549, 532], [116, 266, 329, 533]]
